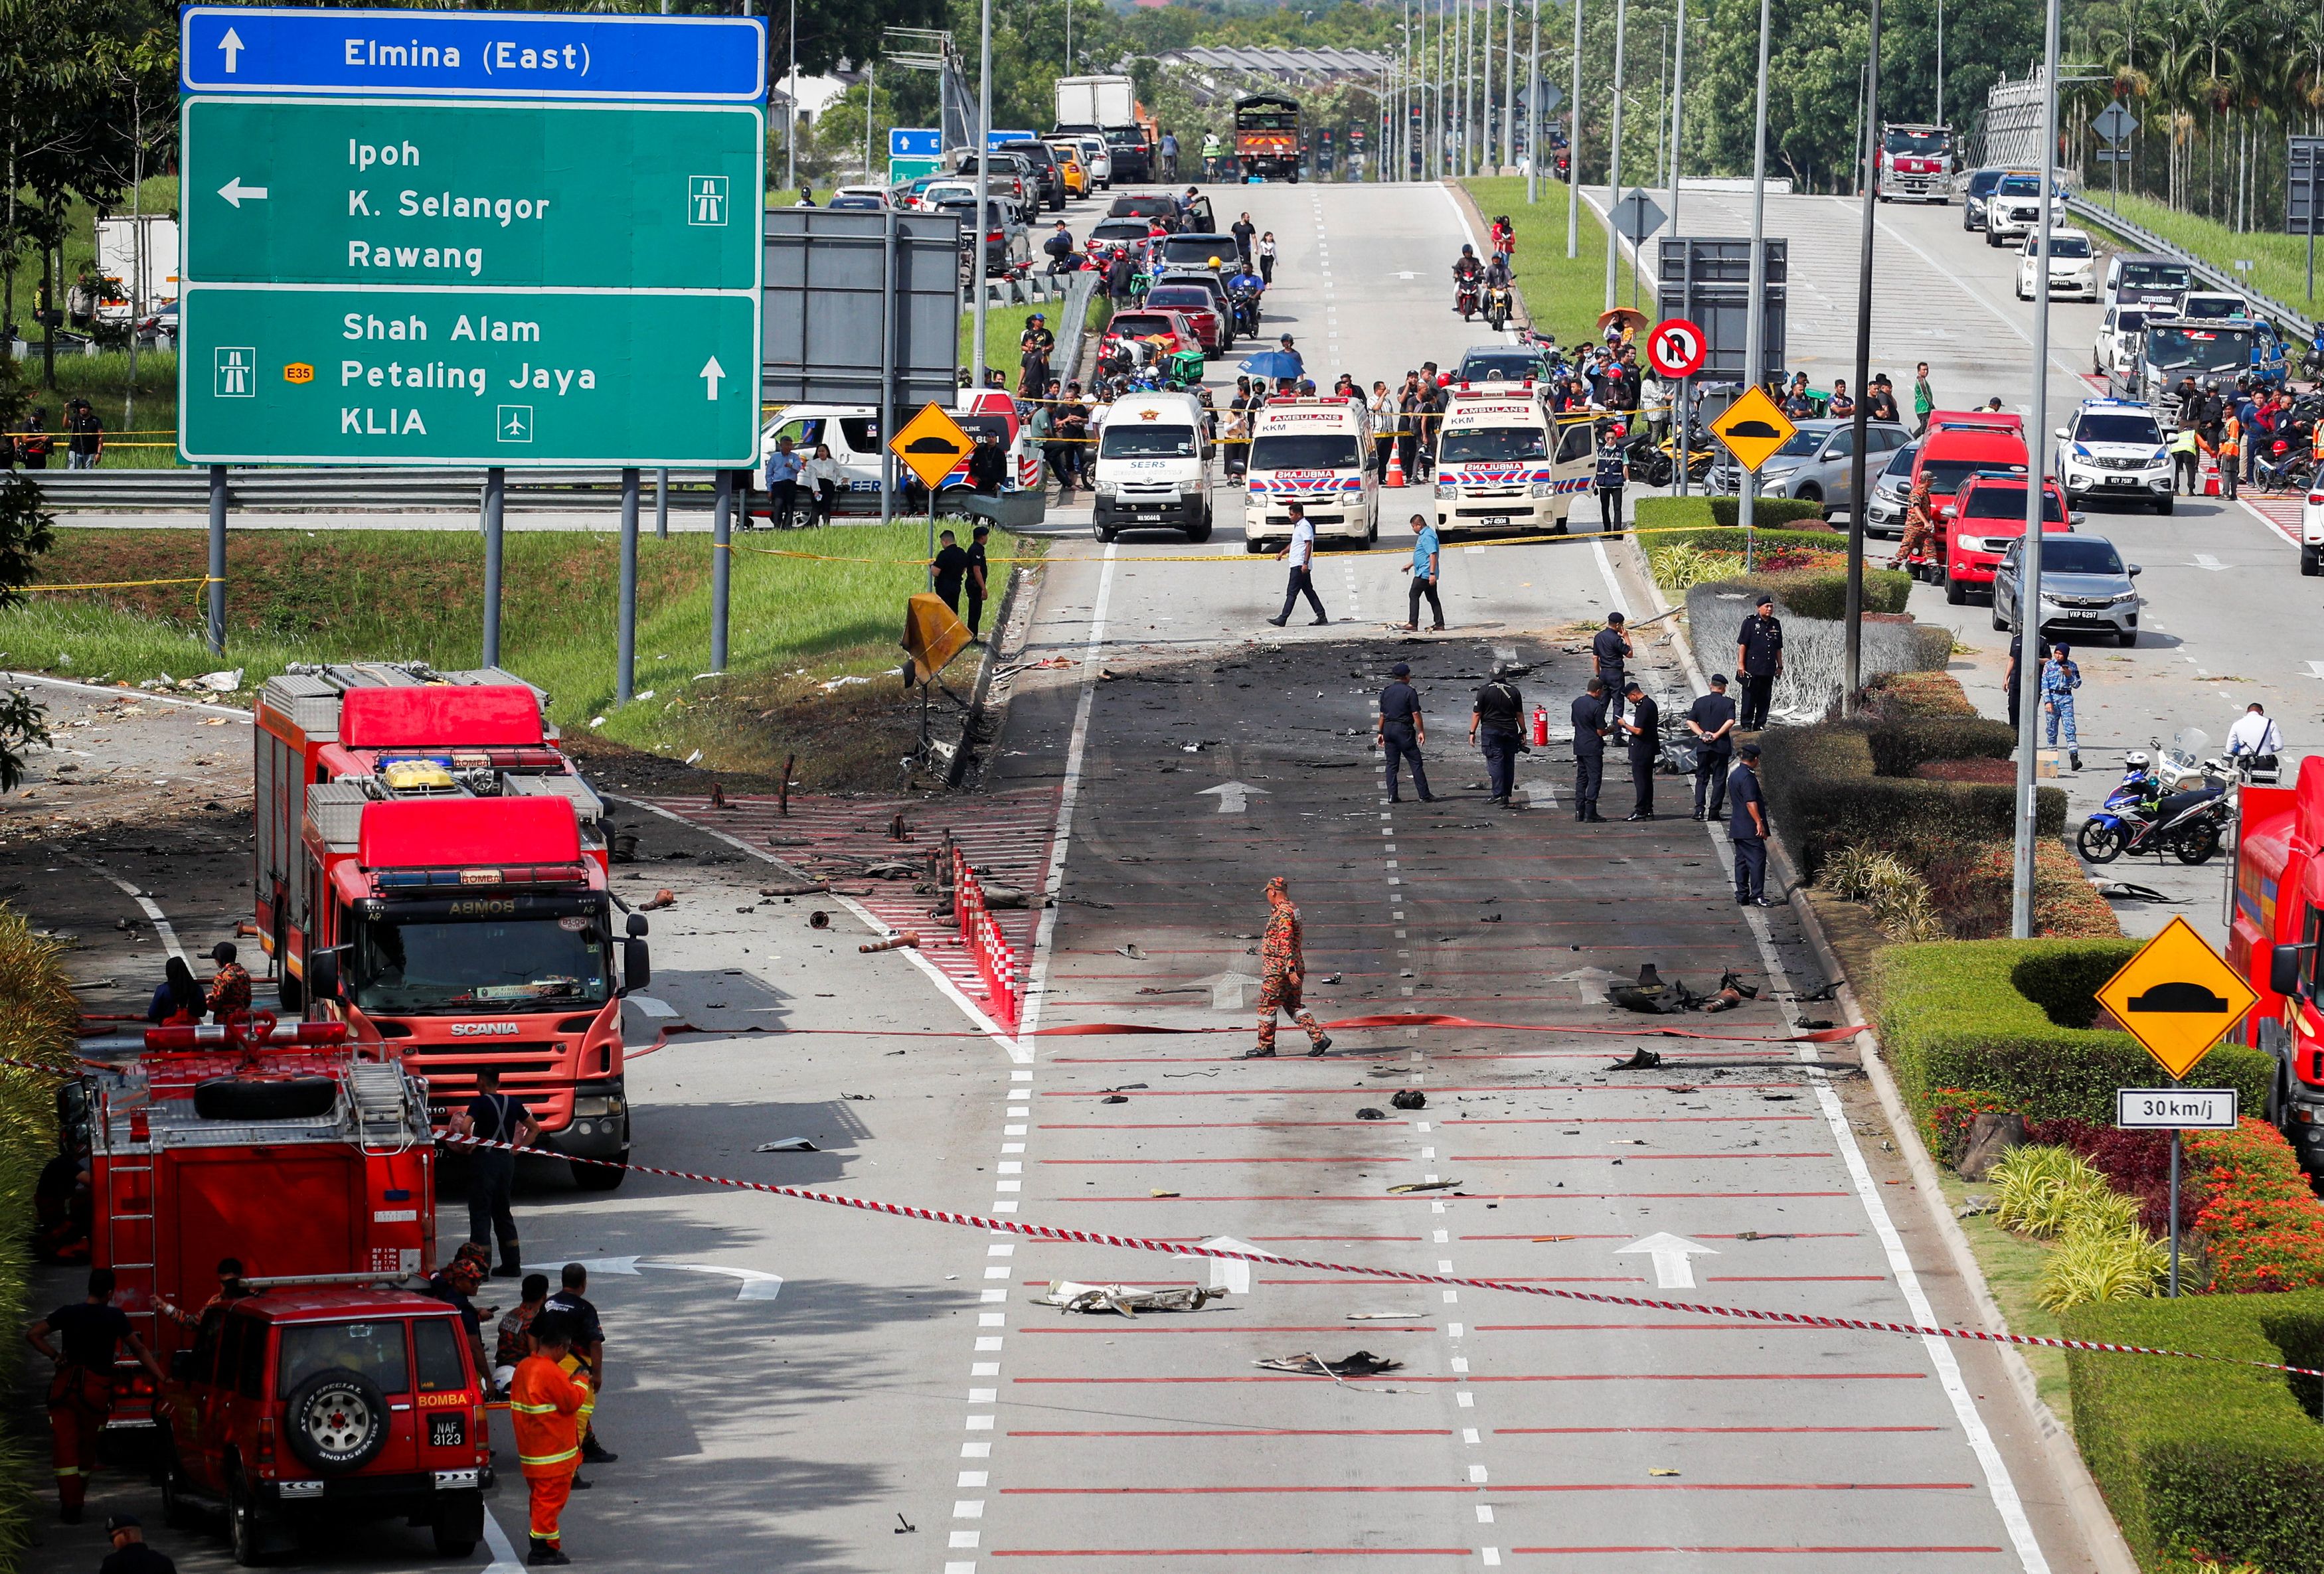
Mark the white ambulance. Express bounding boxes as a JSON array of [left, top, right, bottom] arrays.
[[1241, 394, 1378, 552], [1431, 383, 1596, 536]]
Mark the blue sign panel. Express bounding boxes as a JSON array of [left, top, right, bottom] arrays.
[[987, 129, 1038, 149], [890, 127, 942, 159], [181, 7, 768, 102]]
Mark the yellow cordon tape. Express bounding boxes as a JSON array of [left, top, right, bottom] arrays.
[[19, 576, 218, 593], [706, 523, 1781, 569]]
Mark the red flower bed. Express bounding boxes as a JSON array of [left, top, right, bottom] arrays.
[[2184, 1119, 2324, 1293]]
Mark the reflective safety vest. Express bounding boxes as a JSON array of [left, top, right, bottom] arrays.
[[509, 1355, 589, 1478]]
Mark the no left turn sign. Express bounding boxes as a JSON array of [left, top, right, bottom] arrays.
[[1646, 318, 1708, 379]]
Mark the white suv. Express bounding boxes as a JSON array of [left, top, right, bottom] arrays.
[[2053, 398, 2173, 516], [2093, 303, 2154, 379]]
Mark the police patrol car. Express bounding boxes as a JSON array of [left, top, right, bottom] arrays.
[[2052, 396, 2175, 516]]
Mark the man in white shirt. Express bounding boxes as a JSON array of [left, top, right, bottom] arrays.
[[2226, 702, 2283, 765], [1265, 502, 1329, 628]]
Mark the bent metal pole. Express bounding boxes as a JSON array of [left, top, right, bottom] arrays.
[[2012, 0, 2063, 938], [1735, 0, 1772, 548], [1842, 0, 1881, 714]]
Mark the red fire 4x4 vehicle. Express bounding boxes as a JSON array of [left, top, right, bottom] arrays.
[[1940, 476, 2075, 602], [157, 1288, 488, 1565]]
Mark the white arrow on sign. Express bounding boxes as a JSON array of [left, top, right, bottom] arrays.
[[699, 356, 726, 401], [218, 26, 244, 73], [1198, 781, 1268, 814], [577, 1255, 783, 1302], [217, 177, 269, 208], [1616, 1232, 1716, 1289]]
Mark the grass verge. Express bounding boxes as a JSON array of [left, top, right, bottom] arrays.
[[2076, 190, 2324, 324], [1460, 177, 1654, 349], [1934, 1168, 2074, 1423], [5, 522, 1036, 785], [0, 908, 82, 1563]]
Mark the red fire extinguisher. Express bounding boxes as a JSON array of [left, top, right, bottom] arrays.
[[1531, 705, 1549, 746]]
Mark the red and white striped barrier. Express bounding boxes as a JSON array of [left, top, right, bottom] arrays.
[[952, 846, 1023, 1032]]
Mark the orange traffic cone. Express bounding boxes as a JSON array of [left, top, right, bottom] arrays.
[[2204, 457, 2222, 497], [1386, 442, 1406, 489]]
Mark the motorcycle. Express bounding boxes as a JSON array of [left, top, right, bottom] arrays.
[[2078, 738, 2233, 865], [1483, 281, 1513, 333], [2255, 436, 2315, 494], [1227, 283, 1264, 338], [1455, 276, 1481, 320]]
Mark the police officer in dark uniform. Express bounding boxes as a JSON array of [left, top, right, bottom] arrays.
[[1687, 674, 1740, 821], [1734, 595, 1784, 730], [1592, 422, 1627, 533], [1571, 678, 1610, 823], [1375, 662, 1434, 803], [1469, 662, 1526, 807], [1592, 612, 1631, 728], [1618, 680, 1660, 820]]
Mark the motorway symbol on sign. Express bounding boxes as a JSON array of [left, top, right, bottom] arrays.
[[2116, 1087, 2240, 1131], [180, 6, 768, 101], [1709, 384, 1797, 473], [1610, 187, 1667, 243], [1645, 317, 1708, 379], [2094, 100, 2139, 144], [2093, 915, 2260, 1079], [890, 402, 974, 490]]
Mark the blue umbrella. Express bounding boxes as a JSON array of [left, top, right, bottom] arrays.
[[1238, 349, 1303, 382]]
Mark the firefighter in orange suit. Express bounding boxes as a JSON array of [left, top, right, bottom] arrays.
[[26, 1269, 163, 1522], [509, 1312, 590, 1565]]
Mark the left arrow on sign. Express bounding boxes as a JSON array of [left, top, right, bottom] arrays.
[[218, 177, 269, 208], [701, 356, 726, 401], [218, 26, 244, 72]]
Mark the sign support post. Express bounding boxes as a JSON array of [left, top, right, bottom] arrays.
[[712, 472, 733, 672], [618, 469, 641, 705], [205, 465, 227, 657], [481, 469, 505, 667], [2169, 1109, 2182, 1297]]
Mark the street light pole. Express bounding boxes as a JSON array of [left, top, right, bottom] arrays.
[[1665, 0, 1685, 240], [970, 0, 991, 388], [1505, 0, 1519, 171], [1843, 0, 1881, 716], [1527, 0, 1542, 202], [1602, 0, 1629, 311], [1566, 0, 1583, 256], [1737, 0, 1772, 546], [784, 0, 797, 192], [2012, 0, 2063, 939]]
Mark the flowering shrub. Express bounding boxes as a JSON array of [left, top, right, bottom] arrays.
[[2185, 1119, 2324, 1294], [1927, 1087, 2014, 1166]]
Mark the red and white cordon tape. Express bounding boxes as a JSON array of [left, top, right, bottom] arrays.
[[431, 1132, 2324, 1383], [952, 846, 1023, 1032]]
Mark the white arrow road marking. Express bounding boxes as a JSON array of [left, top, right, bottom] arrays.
[[575, 1256, 782, 1301], [2191, 553, 2228, 571], [1525, 781, 1558, 809], [1554, 966, 1621, 1004], [1191, 969, 1264, 1010], [217, 177, 268, 208], [1198, 780, 1268, 813], [1177, 1235, 1283, 1295], [218, 25, 244, 72], [1616, 1232, 1716, 1289], [627, 994, 679, 1018], [699, 356, 726, 400], [2307, 661, 2324, 680]]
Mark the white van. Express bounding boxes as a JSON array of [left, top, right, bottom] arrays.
[[1092, 390, 1214, 542], [759, 390, 1038, 524], [1432, 384, 1595, 535], [1242, 395, 1378, 552]]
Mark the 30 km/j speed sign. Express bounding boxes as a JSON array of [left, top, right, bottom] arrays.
[[1646, 317, 1708, 379]]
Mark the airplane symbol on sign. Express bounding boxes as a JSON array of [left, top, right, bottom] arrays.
[[497, 404, 534, 443]]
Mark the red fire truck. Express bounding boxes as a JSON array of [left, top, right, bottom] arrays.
[[1876, 122, 1956, 202], [2228, 753, 2324, 1165], [254, 665, 647, 1187], [72, 1014, 437, 1429]]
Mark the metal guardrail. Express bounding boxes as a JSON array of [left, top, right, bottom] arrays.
[[23, 467, 735, 513], [2065, 193, 2318, 345]]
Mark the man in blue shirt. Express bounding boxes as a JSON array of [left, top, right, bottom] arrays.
[[1726, 742, 1770, 905], [1401, 512, 1444, 631], [764, 436, 804, 530]]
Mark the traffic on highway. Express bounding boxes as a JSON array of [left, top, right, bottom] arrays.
[[11, 12, 2324, 1574]]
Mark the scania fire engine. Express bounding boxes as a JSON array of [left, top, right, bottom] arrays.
[[253, 665, 647, 1187]]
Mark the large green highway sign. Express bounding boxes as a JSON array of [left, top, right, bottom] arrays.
[[178, 8, 766, 468]]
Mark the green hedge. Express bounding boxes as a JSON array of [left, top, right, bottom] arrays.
[[2062, 1291, 2324, 1573], [1634, 496, 1837, 542], [0, 907, 80, 1563], [1700, 570, 1911, 620], [1760, 721, 2066, 879], [1865, 717, 2018, 776], [1872, 939, 2274, 1128]]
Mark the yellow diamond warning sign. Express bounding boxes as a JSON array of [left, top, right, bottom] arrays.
[[1709, 384, 1798, 475], [2094, 915, 2260, 1079], [890, 402, 974, 491]]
